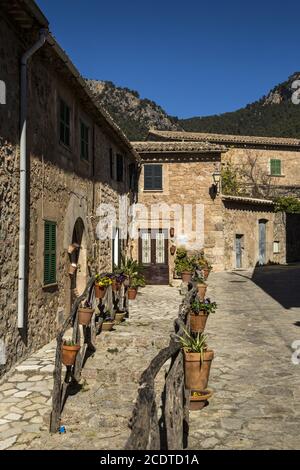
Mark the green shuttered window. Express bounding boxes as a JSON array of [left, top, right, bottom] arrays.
[[44, 221, 56, 285], [270, 159, 281, 176]]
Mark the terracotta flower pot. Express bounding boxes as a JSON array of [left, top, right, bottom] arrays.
[[197, 283, 207, 301], [181, 271, 192, 283], [184, 349, 214, 390], [128, 287, 137, 300], [78, 307, 94, 326], [190, 312, 208, 333], [101, 321, 115, 331], [95, 284, 106, 299], [189, 389, 213, 411], [112, 280, 120, 292], [202, 268, 210, 280], [62, 344, 80, 366], [115, 312, 125, 324]]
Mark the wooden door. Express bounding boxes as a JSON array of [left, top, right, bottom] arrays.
[[258, 220, 267, 265], [139, 229, 169, 285], [235, 234, 243, 268]]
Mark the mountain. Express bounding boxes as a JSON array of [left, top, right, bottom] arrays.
[[179, 72, 300, 138], [86, 79, 182, 141], [86, 73, 300, 140]]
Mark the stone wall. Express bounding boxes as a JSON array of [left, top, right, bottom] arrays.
[[222, 147, 300, 198], [223, 201, 286, 270], [0, 15, 136, 378], [133, 155, 224, 281]]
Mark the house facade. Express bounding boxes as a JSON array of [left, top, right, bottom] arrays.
[[0, 1, 139, 377], [132, 130, 300, 281]]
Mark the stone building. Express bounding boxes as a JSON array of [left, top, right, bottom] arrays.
[[0, 1, 139, 377], [132, 130, 300, 281]]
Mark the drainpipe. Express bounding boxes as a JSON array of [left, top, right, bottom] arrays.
[[18, 29, 48, 329]]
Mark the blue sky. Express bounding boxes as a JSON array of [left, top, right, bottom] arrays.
[[36, 0, 300, 118]]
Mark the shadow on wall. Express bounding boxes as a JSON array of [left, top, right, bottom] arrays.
[[286, 213, 300, 263], [250, 264, 300, 309]]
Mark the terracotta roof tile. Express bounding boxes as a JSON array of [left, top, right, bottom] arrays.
[[132, 140, 226, 153], [148, 130, 300, 148]]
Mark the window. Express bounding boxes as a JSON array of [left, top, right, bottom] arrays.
[[144, 164, 163, 190], [116, 154, 124, 182], [80, 121, 89, 161], [60, 99, 70, 146], [129, 163, 136, 190], [273, 241, 280, 253], [109, 148, 114, 179], [44, 221, 56, 285], [270, 159, 281, 176]]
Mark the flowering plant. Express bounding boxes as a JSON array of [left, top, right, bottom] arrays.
[[191, 298, 217, 315], [115, 273, 127, 283], [103, 310, 114, 322], [95, 274, 112, 287]]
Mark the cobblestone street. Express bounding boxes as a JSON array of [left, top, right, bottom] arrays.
[[1, 267, 300, 450], [189, 266, 300, 450]]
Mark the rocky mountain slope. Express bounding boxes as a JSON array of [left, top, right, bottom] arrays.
[[86, 73, 300, 140], [86, 79, 181, 141]]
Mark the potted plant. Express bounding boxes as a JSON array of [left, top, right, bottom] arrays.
[[189, 298, 217, 333], [115, 311, 125, 323], [175, 248, 194, 283], [101, 311, 115, 331], [202, 262, 212, 281], [112, 273, 127, 292], [78, 301, 95, 326], [95, 274, 112, 299], [192, 251, 212, 281], [177, 329, 214, 391], [193, 273, 207, 300], [128, 274, 145, 300], [62, 339, 80, 366]]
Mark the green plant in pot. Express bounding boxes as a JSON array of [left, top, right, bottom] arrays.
[[175, 248, 194, 282], [177, 328, 214, 391], [128, 274, 146, 300], [77, 300, 95, 326], [62, 339, 80, 366], [189, 298, 217, 333], [193, 272, 207, 300], [101, 311, 115, 331]]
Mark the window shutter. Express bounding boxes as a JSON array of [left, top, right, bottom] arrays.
[[270, 159, 281, 175], [44, 221, 56, 285], [144, 164, 162, 190]]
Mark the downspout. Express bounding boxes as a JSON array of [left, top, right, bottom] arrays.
[[18, 29, 48, 328]]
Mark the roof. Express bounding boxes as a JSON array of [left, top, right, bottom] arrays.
[[148, 130, 300, 149], [222, 194, 275, 206], [0, 0, 49, 29], [132, 140, 227, 154], [46, 35, 140, 162], [3, 0, 140, 163]]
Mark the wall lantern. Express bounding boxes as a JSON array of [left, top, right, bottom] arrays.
[[212, 170, 221, 195], [68, 263, 77, 275], [170, 227, 175, 238]]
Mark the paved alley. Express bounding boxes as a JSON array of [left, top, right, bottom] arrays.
[[1, 266, 300, 450], [189, 266, 300, 450]]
